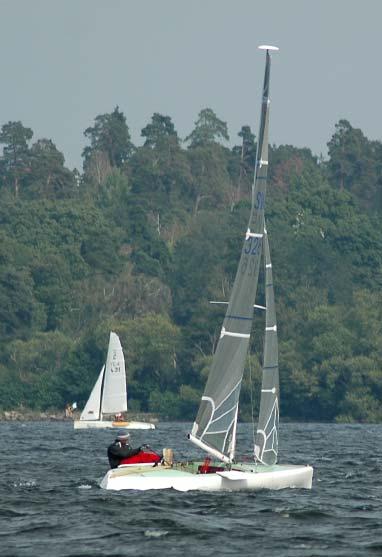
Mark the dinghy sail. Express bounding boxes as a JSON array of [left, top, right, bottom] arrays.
[[80, 365, 105, 422], [100, 332, 127, 416], [189, 46, 272, 464], [74, 332, 155, 430], [254, 230, 279, 465]]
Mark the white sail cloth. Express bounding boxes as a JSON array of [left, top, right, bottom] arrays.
[[79, 332, 127, 421]]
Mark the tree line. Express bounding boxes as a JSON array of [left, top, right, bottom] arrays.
[[0, 107, 381, 422]]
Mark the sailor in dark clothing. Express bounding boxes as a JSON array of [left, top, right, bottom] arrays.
[[107, 433, 141, 469]]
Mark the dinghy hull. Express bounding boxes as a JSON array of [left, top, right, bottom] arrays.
[[74, 420, 155, 430], [100, 462, 313, 492]]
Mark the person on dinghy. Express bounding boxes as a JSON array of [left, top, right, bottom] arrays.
[[107, 434, 142, 469], [107, 433, 162, 468]]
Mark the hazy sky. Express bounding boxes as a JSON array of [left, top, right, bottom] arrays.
[[0, 0, 380, 170]]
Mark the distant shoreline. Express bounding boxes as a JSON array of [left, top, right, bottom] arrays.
[[1, 410, 374, 424], [0, 410, 159, 423]]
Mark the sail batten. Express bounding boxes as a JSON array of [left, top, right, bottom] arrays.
[[190, 48, 275, 462]]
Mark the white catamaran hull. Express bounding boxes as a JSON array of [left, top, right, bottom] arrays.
[[74, 420, 155, 430], [100, 463, 313, 492]]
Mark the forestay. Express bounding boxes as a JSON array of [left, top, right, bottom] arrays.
[[100, 332, 128, 415], [254, 230, 279, 464], [190, 48, 274, 463], [80, 365, 105, 421]]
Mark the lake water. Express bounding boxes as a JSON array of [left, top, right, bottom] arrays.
[[1, 421, 381, 556]]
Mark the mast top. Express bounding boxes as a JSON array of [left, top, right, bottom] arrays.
[[258, 45, 279, 51]]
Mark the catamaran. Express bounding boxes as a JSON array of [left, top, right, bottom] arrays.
[[74, 332, 155, 430], [100, 46, 313, 491]]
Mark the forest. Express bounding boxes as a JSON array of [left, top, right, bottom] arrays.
[[0, 107, 381, 422]]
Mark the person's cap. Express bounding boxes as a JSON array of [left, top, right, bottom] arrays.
[[116, 433, 130, 442]]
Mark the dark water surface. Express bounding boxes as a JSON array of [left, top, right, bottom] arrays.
[[1, 421, 381, 556]]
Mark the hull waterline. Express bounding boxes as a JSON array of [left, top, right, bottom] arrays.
[[74, 420, 155, 430], [100, 462, 313, 492]]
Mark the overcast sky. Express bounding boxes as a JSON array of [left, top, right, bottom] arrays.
[[0, 0, 380, 170]]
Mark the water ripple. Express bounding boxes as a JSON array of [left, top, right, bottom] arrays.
[[1, 422, 382, 556]]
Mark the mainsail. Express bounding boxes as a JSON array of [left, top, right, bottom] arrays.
[[100, 332, 128, 415], [189, 46, 277, 463], [254, 229, 279, 465], [80, 365, 105, 421]]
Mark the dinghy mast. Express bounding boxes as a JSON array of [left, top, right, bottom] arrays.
[[189, 45, 278, 463]]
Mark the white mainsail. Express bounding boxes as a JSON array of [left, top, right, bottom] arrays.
[[80, 365, 105, 421], [101, 331, 127, 415], [189, 47, 276, 463]]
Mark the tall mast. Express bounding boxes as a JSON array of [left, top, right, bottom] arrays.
[[189, 46, 278, 463]]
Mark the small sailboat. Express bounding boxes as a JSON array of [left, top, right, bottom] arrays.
[[74, 332, 155, 430], [100, 46, 313, 491]]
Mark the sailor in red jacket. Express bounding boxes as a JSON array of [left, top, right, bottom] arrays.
[[107, 433, 141, 469]]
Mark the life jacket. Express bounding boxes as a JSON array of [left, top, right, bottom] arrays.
[[198, 456, 225, 474], [119, 449, 161, 466]]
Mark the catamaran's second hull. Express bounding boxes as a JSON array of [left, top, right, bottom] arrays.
[[74, 420, 156, 430], [100, 462, 313, 492]]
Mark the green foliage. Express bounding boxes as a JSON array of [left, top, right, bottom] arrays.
[[185, 108, 229, 148], [83, 106, 134, 172], [2, 331, 73, 410], [186, 144, 234, 213], [116, 314, 181, 411], [148, 385, 200, 419], [26, 139, 77, 199], [31, 254, 72, 330], [327, 119, 382, 211], [0, 265, 46, 339], [141, 113, 179, 148], [129, 135, 193, 218], [123, 197, 171, 278], [0, 121, 33, 196], [0, 112, 382, 424], [148, 390, 181, 419]]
